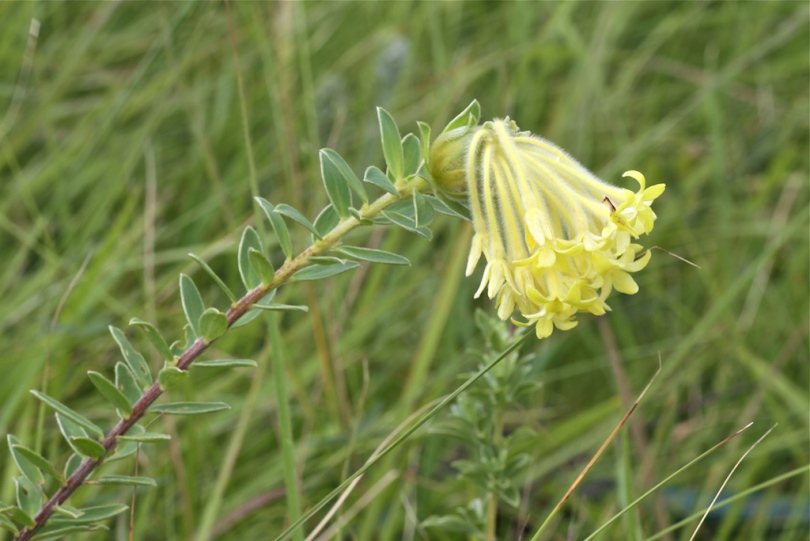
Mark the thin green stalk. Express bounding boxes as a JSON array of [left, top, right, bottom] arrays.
[[194, 341, 271, 541], [274, 331, 534, 541], [572, 423, 753, 541], [270, 314, 303, 541], [643, 465, 810, 541]]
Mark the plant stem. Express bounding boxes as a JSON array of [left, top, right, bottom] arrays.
[[15, 182, 422, 541]]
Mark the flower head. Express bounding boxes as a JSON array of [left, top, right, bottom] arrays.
[[429, 114, 665, 339]]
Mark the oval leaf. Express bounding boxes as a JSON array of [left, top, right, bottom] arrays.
[[238, 227, 263, 290], [381, 211, 433, 240], [114, 362, 142, 407], [186, 254, 237, 303], [417, 121, 431, 166], [292, 261, 359, 282], [321, 148, 367, 204], [402, 133, 421, 177], [319, 149, 352, 219], [109, 326, 152, 388], [94, 475, 156, 487], [87, 371, 132, 416], [250, 303, 309, 313], [248, 248, 275, 284], [7, 436, 44, 486], [128, 318, 174, 362], [198, 308, 228, 343], [32, 524, 109, 540], [412, 189, 435, 227], [179, 274, 205, 340], [363, 166, 399, 196], [274, 204, 320, 237], [255, 197, 293, 260], [63, 454, 82, 479], [150, 402, 231, 415], [3, 506, 34, 528], [31, 391, 103, 438], [313, 205, 340, 239], [194, 359, 258, 368], [15, 476, 41, 518], [157, 366, 188, 390], [336, 246, 411, 266], [377, 107, 404, 180], [116, 433, 171, 443], [69, 437, 105, 459], [10, 444, 63, 484], [50, 504, 129, 525]]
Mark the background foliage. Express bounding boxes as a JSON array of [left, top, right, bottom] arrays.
[[0, 2, 807, 540]]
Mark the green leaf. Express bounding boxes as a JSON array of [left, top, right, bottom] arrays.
[[377, 107, 404, 179], [313, 205, 340, 240], [158, 366, 188, 390], [412, 189, 435, 227], [2, 506, 34, 528], [248, 248, 275, 284], [109, 326, 152, 388], [441, 99, 481, 134], [427, 194, 471, 221], [107, 425, 144, 462], [322, 148, 368, 204], [150, 402, 231, 415], [402, 133, 421, 177], [33, 524, 109, 539], [55, 414, 89, 457], [186, 254, 237, 303], [94, 475, 156, 487], [63, 454, 82, 479], [336, 246, 411, 266], [274, 204, 320, 238], [291, 261, 360, 282], [87, 371, 133, 416], [194, 359, 258, 368], [31, 391, 103, 438], [363, 166, 399, 196], [307, 256, 347, 265], [0, 513, 19, 535], [53, 505, 82, 519], [7, 436, 44, 485], [230, 290, 276, 329], [255, 197, 293, 260], [69, 437, 105, 459], [179, 274, 205, 341], [115, 362, 142, 407], [417, 121, 431, 166], [238, 226, 264, 290], [50, 504, 129, 525], [10, 444, 63, 484], [128, 318, 174, 362], [198, 308, 228, 343], [250, 303, 309, 313], [381, 211, 433, 240], [319, 149, 352, 219], [15, 476, 42, 518], [116, 433, 171, 443]]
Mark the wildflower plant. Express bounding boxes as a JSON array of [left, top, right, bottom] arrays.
[[2, 101, 664, 540]]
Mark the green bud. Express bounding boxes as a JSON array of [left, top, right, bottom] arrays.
[[427, 126, 479, 195]]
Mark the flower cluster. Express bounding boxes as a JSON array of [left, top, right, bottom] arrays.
[[429, 118, 665, 339]]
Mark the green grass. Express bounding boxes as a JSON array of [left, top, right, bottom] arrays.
[[0, 2, 807, 540]]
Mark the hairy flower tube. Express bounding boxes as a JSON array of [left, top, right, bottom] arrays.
[[429, 118, 665, 339]]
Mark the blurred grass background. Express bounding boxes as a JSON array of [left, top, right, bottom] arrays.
[[0, 1, 807, 540]]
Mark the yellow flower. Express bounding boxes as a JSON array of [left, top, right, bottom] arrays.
[[429, 115, 665, 339]]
